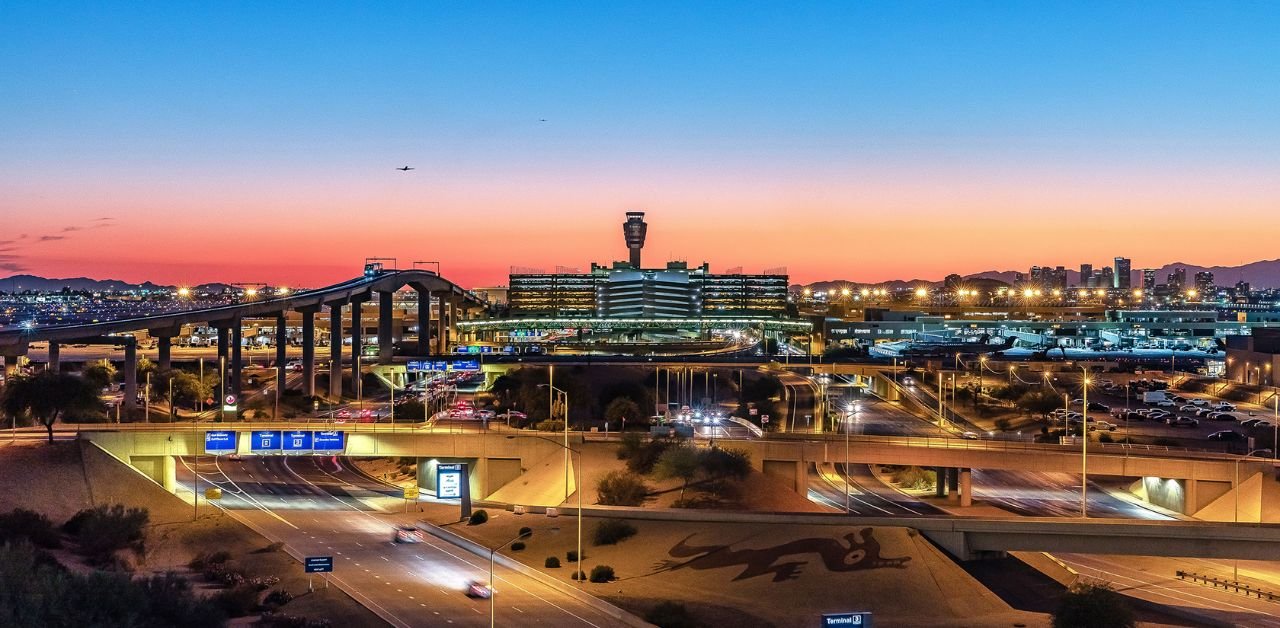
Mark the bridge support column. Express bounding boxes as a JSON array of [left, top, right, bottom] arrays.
[[946, 467, 959, 503], [417, 290, 431, 355], [959, 468, 973, 507], [378, 291, 394, 363], [446, 298, 458, 351], [350, 299, 363, 398], [157, 336, 171, 372], [435, 292, 447, 355], [123, 339, 138, 417], [47, 342, 60, 373], [329, 304, 343, 399], [215, 325, 229, 402], [1184, 479, 1199, 517], [230, 319, 243, 397], [301, 309, 315, 397], [934, 467, 947, 498], [275, 313, 288, 397], [3, 354, 19, 381]]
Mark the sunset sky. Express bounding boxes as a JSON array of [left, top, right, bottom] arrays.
[[3, 3, 1279, 288]]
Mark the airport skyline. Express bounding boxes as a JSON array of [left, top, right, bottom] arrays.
[[4, 3, 1280, 287]]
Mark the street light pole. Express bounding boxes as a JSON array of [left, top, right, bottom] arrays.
[[1080, 367, 1089, 518]]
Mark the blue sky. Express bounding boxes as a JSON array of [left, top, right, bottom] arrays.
[[2, 2, 1278, 285]]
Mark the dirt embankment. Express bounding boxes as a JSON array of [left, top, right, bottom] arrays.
[[0, 441, 384, 627]]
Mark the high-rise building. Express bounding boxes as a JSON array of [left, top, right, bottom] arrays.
[[1099, 267, 1114, 290], [1080, 264, 1093, 288], [1114, 257, 1132, 289], [1142, 269, 1157, 291], [1194, 271, 1215, 296], [1168, 268, 1187, 290]]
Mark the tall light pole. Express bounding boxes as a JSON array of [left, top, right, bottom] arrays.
[[489, 527, 534, 628], [1080, 366, 1090, 518]]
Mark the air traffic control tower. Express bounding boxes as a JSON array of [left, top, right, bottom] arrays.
[[623, 211, 648, 268]]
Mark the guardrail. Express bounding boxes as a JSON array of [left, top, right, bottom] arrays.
[[1176, 570, 1280, 602]]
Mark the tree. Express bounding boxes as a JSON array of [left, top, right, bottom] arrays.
[[604, 397, 641, 431], [653, 445, 700, 501], [699, 447, 751, 480], [82, 359, 117, 390], [162, 369, 212, 417], [1, 371, 104, 442], [1017, 390, 1062, 418], [1052, 582, 1135, 628]]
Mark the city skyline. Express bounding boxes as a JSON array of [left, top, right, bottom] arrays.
[[4, 4, 1280, 287]]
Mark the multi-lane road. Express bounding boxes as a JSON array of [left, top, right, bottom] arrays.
[[175, 455, 618, 628]]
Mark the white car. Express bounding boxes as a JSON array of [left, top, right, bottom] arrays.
[[1191, 399, 1210, 407]]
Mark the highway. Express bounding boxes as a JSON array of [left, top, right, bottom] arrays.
[[806, 462, 942, 516], [971, 470, 1168, 519], [174, 455, 618, 627]]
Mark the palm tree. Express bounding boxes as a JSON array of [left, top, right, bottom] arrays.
[[1, 371, 103, 443]]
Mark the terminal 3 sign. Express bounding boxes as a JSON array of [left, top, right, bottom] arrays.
[[406, 359, 480, 373]]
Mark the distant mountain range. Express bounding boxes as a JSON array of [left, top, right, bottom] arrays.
[[0, 274, 232, 293], [801, 259, 1280, 290]]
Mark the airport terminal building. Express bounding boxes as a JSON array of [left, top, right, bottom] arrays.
[[462, 213, 805, 351]]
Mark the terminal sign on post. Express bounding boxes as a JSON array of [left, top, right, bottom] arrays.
[[437, 463, 471, 520], [822, 612, 871, 627]]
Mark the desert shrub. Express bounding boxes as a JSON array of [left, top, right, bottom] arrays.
[[592, 519, 637, 546], [1053, 582, 1135, 628], [589, 565, 615, 583], [596, 470, 649, 506], [519, 526, 533, 537], [890, 466, 937, 490], [468, 510, 489, 525], [646, 601, 701, 628], [544, 556, 561, 568], [263, 588, 294, 609], [211, 584, 261, 617], [63, 504, 149, 564], [0, 508, 62, 548], [567, 549, 585, 562], [534, 420, 565, 432], [698, 447, 751, 480], [570, 569, 586, 580], [254, 541, 285, 554], [510, 541, 525, 551]]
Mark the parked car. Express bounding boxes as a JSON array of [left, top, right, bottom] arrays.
[[1191, 399, 1210, 407], [1092, 420, 1118, 431], [1167, 416, 1200, 427], [1194, 408, 1215, 417], [1180, 404, 1200, 413], [1208, 430, 1245, 441], [1087, 402, 1110, 412], [1215, 402, 1237, 411], [1240, 418, 1265, 428], [1152, 400, 1176, 408]]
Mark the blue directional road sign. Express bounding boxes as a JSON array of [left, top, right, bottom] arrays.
[[304, 556, 333, 573], [437, 463, 465, 499], [203, 430, 237, 455], [822, 612, 872, 627], [283, 430, 313, 452], [313, 431, 346, 452], [250, 430, 282, 452]]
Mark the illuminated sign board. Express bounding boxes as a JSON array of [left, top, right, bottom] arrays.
[[204, 430, 237, 454], [313, 431, 345, 451], [437, 463, 465, 499], [282, 431, 313, 452], [251, 430, 282, 452], [822, 613, 872, 627]]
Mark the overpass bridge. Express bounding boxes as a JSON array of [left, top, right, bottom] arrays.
[[0, 268, 485, 415], [80, 425, 1278, 521]]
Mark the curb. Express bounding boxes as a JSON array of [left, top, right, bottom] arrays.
[[420, 521, 654, 628]]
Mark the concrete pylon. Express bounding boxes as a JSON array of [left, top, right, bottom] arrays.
[[350, 298, 364, 398], [416, 289, 430, 355], [377, 290, 394, 363], [230, 319, 243, 396], [300, 309, 316, 397], [328, 303, 343, 399], [123, 339, 138, 416], [435, 292, 447, 355], [946, 467, 960, 503], [47, 342, 60, 373], [157, 336, 171, 372], [959, 468, 973, 507], [934, 466, 947, 498], [275, 313, 287, 396]]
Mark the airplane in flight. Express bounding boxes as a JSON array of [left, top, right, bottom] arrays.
[[396, 166, 414, 171]]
